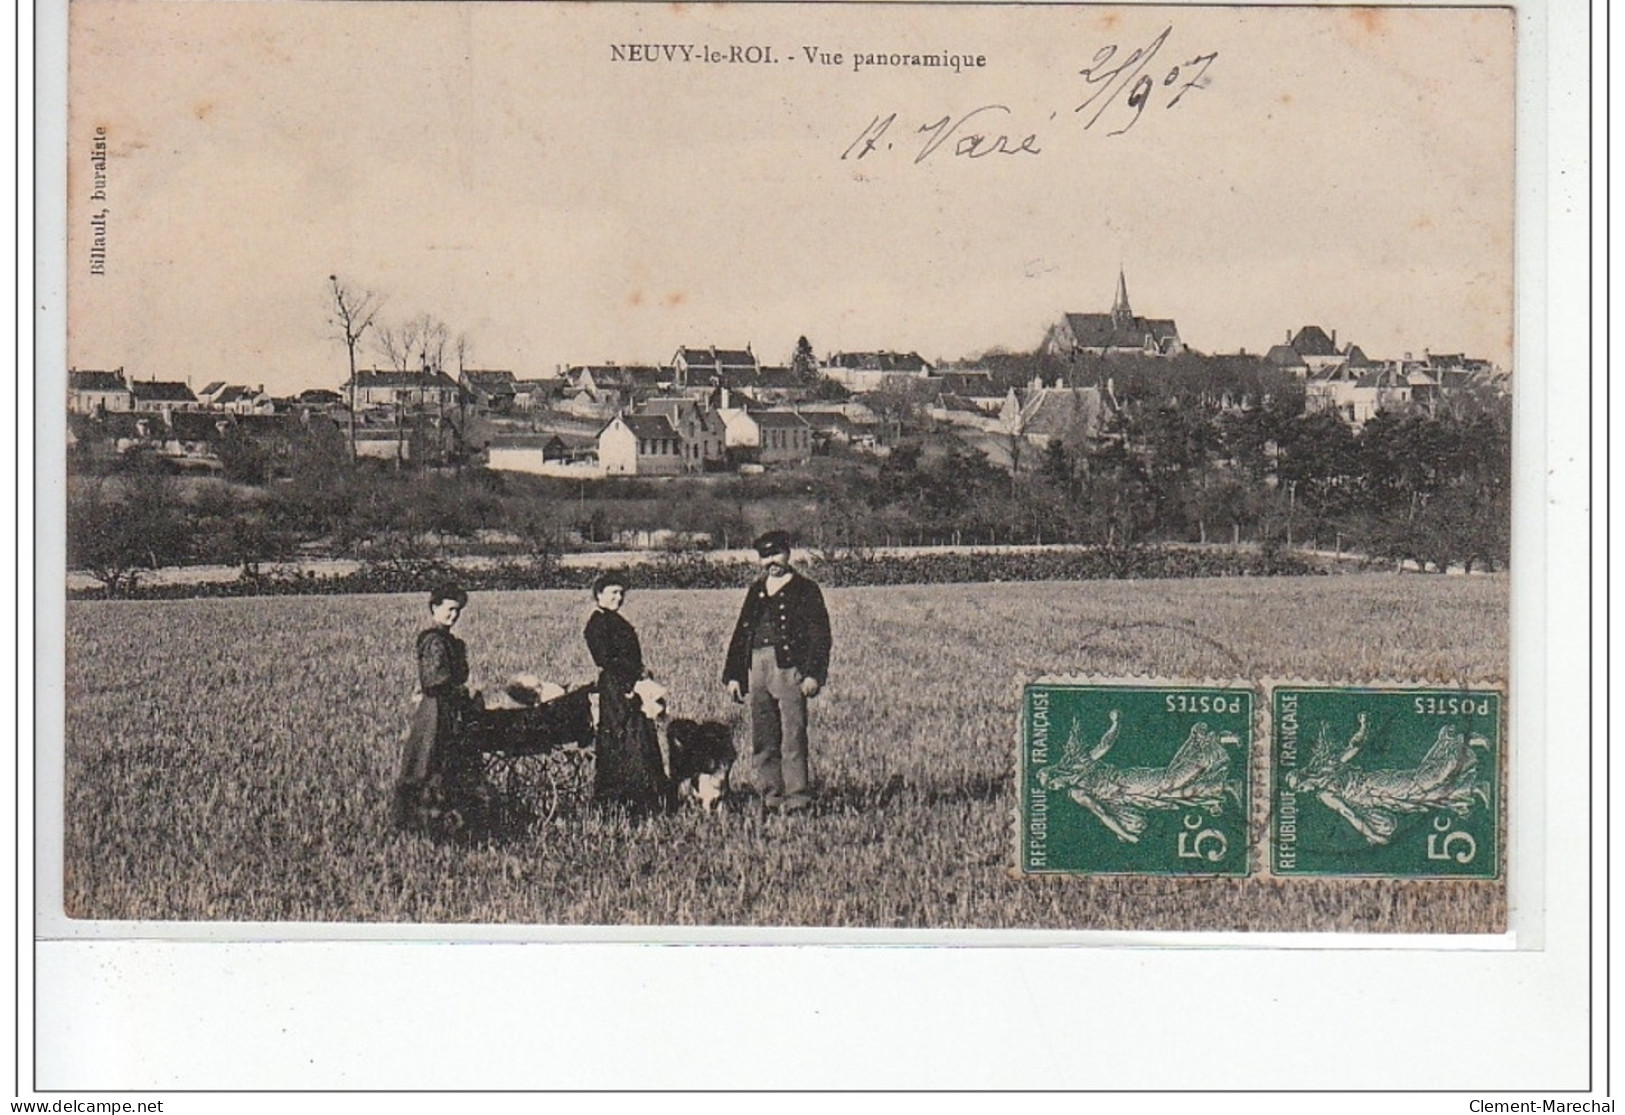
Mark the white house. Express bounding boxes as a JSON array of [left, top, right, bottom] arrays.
[[598, 413, 684, 476], [566, 365, 666, 406], [1304, 363, 1414, 429], [755, 412, 812, 463], [346, 368, 461, 410], [929, 372, 1005, 414], [68, 368, 132, 414], [201, 384, 275, 415], [1001, 385, 1105, 449], [510, 380, 558, 412], [719, 409, 812, 464], [1276, 325, 1374, 377], [128, 379, 200, 414], [820, 351, 933, 392]]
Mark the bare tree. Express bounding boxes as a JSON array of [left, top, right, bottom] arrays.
[[868, 376, 935, 439], [376, 313, 451, 373], [328, 274, 382, 460], [374, 320, 418, 372], [451, 331, 474, 430], [418, 315, 450, 373]]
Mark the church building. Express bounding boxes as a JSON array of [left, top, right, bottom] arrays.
[[1041, 271, 1184, 358]]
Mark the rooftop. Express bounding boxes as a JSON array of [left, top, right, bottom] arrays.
[[129, 380, 198, 402], [69, 370, 128, 393], [609, 414, 680, 440]]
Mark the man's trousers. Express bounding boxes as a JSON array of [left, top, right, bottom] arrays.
[[748, 645, 811, 805]]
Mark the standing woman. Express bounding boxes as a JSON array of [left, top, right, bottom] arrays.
[[394, 584, 479, 831], [584, 572, 671, 814]]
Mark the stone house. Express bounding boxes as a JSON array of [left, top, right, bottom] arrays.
[[640, 397, 727, 472]]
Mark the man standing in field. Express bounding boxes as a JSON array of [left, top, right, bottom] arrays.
[[724, 531, 832, 813]]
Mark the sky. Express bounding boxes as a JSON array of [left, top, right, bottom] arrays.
[[65, 2, 1515, 395]]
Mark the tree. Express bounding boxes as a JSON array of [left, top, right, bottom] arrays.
[[214, 425, 272, 485], [790, 335, 818, 382], [1274, 409, 1360, 545], [272, 417, 355, 537], [66, 475, 189, 596], [376, 313, 451, 373], [328, 275, 382, 461], [1179, 462, 1259, 545], [1138, 402, 1222, 540], [1083, 407, 1155, 546], [190, 486, 295, 577], [1040, 439, 1073, 494], [1350, 401, 1511, 571], [868, 378, 935, 437]]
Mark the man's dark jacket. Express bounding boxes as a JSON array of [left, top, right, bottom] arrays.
[[723, 572, 832, 695]]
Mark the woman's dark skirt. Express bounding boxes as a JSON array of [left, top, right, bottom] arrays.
[[593, 674, 672, 815]]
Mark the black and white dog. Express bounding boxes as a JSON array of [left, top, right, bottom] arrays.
[[632, 679, 736, 814], [665, 718, 737, 814]]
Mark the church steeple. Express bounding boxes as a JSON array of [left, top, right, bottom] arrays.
[[1110, 268, 1134, 330]]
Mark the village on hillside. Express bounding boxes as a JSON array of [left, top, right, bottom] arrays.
[[66, 272, 1509, 482]]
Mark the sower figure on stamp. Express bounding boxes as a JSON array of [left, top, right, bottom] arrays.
[[724, 531, 832, 813]]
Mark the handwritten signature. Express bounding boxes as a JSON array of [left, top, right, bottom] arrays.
[[839, 25, 1217, 164], [841, 105, 1041, 164]]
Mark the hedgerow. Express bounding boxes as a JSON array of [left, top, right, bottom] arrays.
[[70, 546, 1323, 600]]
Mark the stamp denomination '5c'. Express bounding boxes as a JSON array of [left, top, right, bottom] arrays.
[[1021, 682, 1253, 877]]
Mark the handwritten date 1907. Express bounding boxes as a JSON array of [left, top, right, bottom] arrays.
[[841, 105, 1041, 164], [839, 25, 1216, 164], [1076, 25, 1217, 137]]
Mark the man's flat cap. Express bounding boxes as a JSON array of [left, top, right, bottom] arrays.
[[753, 530, 792, 558]]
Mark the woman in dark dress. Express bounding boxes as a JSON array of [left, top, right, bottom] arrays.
[[393, 584, 480, 831], [584, 572, 671, 814]]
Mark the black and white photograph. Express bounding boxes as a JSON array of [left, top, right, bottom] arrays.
[[57, 2, 1517, 938]]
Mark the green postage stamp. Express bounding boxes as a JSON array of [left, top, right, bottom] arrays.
[[1272, 685, 1502, 879], [1020, 681, 1254, 876], [1018, 679, 1504, 880]]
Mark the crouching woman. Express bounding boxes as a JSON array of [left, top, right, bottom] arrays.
[[393, 584, 481, 832]]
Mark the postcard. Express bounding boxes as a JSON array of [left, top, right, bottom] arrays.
[[56, 2, 1517, 937]]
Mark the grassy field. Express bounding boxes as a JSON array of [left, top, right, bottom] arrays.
[[61, 574, 1508, 930]]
